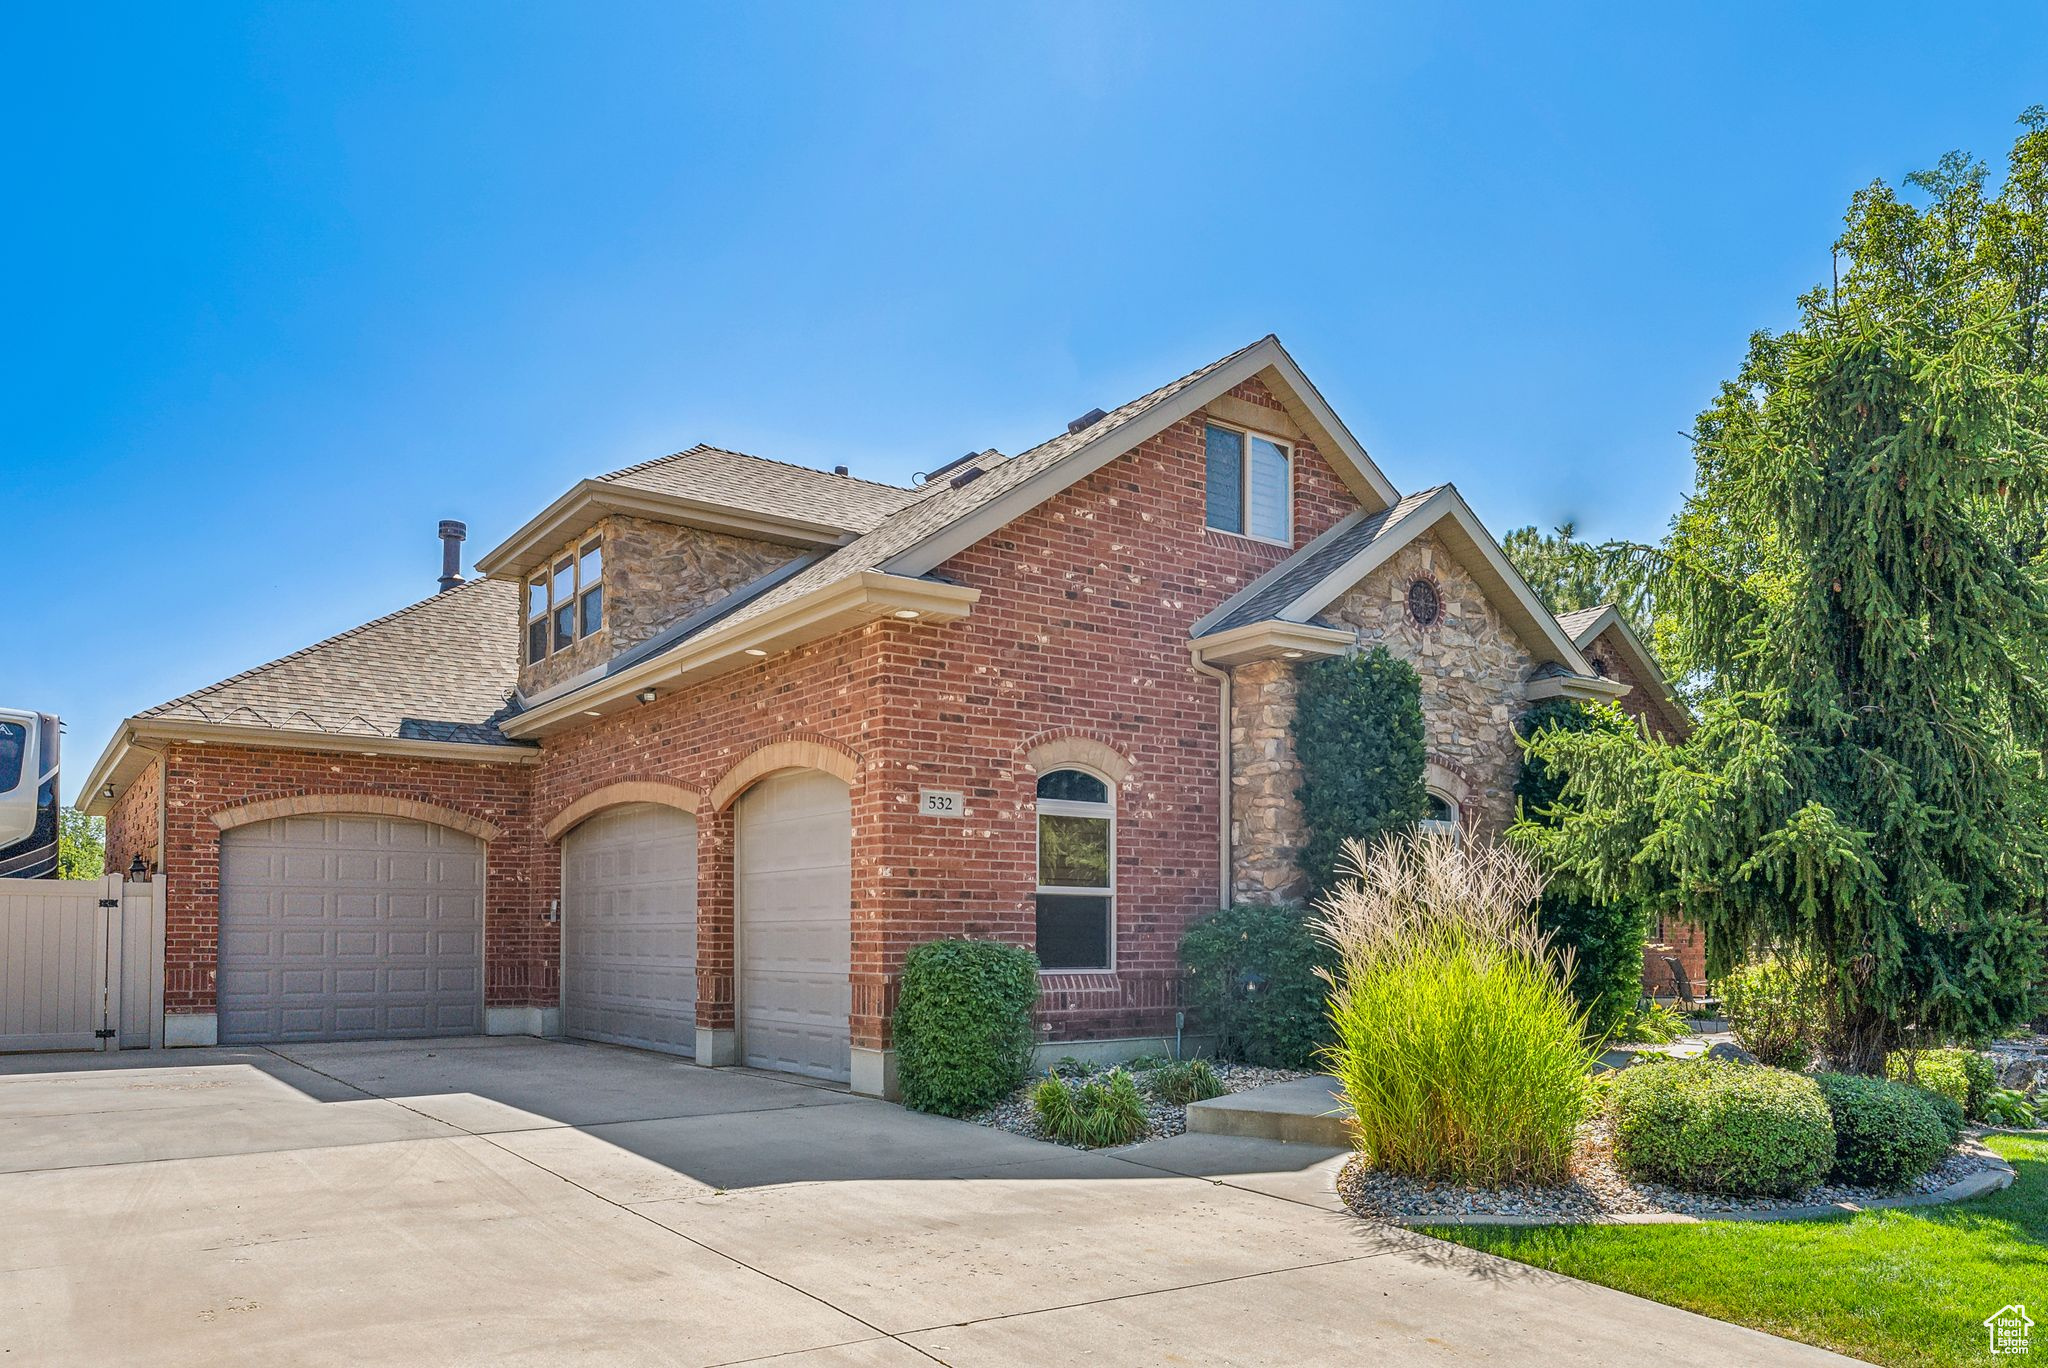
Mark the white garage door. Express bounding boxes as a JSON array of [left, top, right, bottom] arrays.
[[561, 803, 697, 1056], [218, 815, 484, 1043], [734, 770, 852, 1082]]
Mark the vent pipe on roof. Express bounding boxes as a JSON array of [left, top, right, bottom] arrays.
[[1067, 407, 1108, 435], [833, 464, 850, 476], [437, 520, 466, 593]]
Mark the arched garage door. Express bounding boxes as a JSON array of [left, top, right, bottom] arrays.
[[218, 814, 484, 1043], [734, 770, 852, 1082], [561, 802, 697, 1055]]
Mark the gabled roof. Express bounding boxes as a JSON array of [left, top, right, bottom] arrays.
[[504, 334, 1407, 733], [137, 577, 527, 747], [601, 444, 921, 531], [1556, 602, 1692, 737], [1191, 483, 1601, 679]]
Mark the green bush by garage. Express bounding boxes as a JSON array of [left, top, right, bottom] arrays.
[[1178, 903, 1330, 1070], [1611, 1059, 1836, 1196], [893, 939, 1040, 1116]]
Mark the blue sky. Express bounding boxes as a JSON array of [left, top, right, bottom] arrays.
[[6, 3, 2046, 799]]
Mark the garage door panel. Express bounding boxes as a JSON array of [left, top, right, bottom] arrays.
[[219, 816, 485, 1043], [736, 771, 852, 1083], [562, 803, 697, 1057]]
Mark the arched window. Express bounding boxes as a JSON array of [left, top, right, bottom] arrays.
[[1420, 790, 1461, 836], [1035, 768, 1114, 971]]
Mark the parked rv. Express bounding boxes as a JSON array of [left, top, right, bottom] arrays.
[[0, 709, 59, 878]]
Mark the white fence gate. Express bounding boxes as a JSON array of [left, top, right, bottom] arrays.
[[0, 875, 165, 1053]]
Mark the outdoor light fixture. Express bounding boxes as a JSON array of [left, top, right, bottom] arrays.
[[893, 610, 921, 619], [128, 855, 147, 880], [636, 688, 657, 704], [102, 783, 114, 800], [1281, 650, 1304, 659], [744, 648, 768, 657]]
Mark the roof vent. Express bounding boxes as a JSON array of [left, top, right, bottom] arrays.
[[949, 466, 986, 490], [833, 464, 849, 477], [437, 520, 466, 593], [917, 450, 984, 485], [1067, 407, 1108, 435]]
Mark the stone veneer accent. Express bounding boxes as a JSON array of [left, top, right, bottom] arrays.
[[1229, 531, 1540, 904], [518, 514, 803, 695]]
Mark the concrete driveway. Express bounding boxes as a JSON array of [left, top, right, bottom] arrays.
[[0, 1037, 1850, 1366]]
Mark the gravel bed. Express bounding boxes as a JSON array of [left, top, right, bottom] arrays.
[[965, 1061, 1311, 1148], [1337, 1114, 2008, 1224]]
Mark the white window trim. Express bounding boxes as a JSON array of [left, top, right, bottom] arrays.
[[1419, 788, 1463, 838], [1203, 420, 1295, 547], [526, 534, 605, 665], [1034, 768, 1116, 974]]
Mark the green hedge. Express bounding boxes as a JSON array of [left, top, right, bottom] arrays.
[[1814, 1072, 1954, 1187], [1291, 648, 1428, 898], [1719, 955, 1824, 1070], [893, 939, 1039, 1116], [1611, 1060, 1835, 1196], [1179, 903, 1330, 1069], [1886, 1048, 1996, 1121]]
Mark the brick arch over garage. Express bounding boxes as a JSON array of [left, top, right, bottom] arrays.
[[209, 792, 504, 844], [543, 781, 704, 842], [710, 739, 861, 811]]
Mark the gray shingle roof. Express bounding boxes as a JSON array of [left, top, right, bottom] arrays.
[[601, 444, 921, 533], [1196, 486, 1446, 637], [1553, 605, 1612, 644], [140, 578, 527, 747], [677, 336, 1273, 643]]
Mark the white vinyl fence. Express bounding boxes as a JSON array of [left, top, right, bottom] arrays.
[[0, 874, 165, 1052]]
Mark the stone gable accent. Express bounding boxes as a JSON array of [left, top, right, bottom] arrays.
[[518, 515, 803, 695], [1228, 531, 1541, 904]]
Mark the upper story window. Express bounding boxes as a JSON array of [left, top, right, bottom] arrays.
[[1035, 767, 1114, 971], [527, 537, 604, 664], [1204, 422, 1292, 544]]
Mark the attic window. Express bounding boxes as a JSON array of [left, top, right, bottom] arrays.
[[1406, 578, 1441, 628], [527, 536, 604, 664], [1205, 422, 1292, 543]]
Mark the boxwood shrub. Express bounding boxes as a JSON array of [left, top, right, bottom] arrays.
[[1813, 1072, 1954, 1187], [1179, 903, 1330, 1069], [1611, 1060, 1835, 1196], [1886, 1047, 1996, 1121], [893, 939, 1039, 1116]]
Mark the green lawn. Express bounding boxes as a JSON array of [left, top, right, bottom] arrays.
[[1427, 1134, 2047, 1368]]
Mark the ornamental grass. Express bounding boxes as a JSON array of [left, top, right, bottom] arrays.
[[1313, 831, 1598, 1188]]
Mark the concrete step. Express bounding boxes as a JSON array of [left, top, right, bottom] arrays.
[[1185, 1075, 1351, 1146]]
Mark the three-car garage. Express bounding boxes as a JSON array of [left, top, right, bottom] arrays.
[[212, 775, 854, 1085]]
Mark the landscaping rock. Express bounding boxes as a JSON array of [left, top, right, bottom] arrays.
[[1986, 1033, 2048, 1095], [1335, 1113, 2007, 1224], [964, 1061, 1310, 1148]]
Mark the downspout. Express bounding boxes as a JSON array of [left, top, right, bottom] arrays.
[[1190, 654, 1232, 910]]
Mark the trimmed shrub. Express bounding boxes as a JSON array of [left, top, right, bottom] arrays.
[[1180, 903, 1331, 1070], [1515, 699, 1653, 1039], [1316, 832, 1598, 1187], [1886, 1048, 1995, 1121], [1145, 1058, 1225, 1106], [1720, 955, 1824, 1069], [1813, 1072, 1953, 1187], [893, 939, 1039, 1116], [1292, 648, 1429, 898], [1033, 1069, 1148, 1147], [1611, 1060, 1835, 1196]]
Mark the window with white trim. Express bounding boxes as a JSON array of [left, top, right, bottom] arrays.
[[1035, 768, 1114, 970], [1420, 790, 1461, 837], [1204, 422, 1292, 543], [526, 536, 604, 664]]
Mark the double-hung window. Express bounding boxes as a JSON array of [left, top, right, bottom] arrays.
[[1204, 422, 1292, 543], [526, 536, 604, 664], [1034, 768, 1114, 971]]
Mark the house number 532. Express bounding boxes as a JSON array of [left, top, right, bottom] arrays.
[[919, 789, 965, 817]]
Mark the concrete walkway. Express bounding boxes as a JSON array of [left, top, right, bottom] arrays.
[[0, 1037, 1853, 1366]]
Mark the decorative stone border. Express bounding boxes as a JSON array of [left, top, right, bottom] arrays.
[[1385, 1151, 2016, 1229], [709, 739, 859, 810], [542, 781, 702, 841]]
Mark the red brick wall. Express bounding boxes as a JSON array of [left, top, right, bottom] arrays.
[[105, 755, 163, 878], [155, 743, 541, 1017], [150, 373, 1372, 1048]]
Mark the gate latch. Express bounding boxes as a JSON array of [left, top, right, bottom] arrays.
[[93, 1029, 117, 1040], [98, 898, 120, 909]]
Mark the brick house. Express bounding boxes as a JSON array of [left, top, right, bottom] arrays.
[[78, 336, 1688, 1095]]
